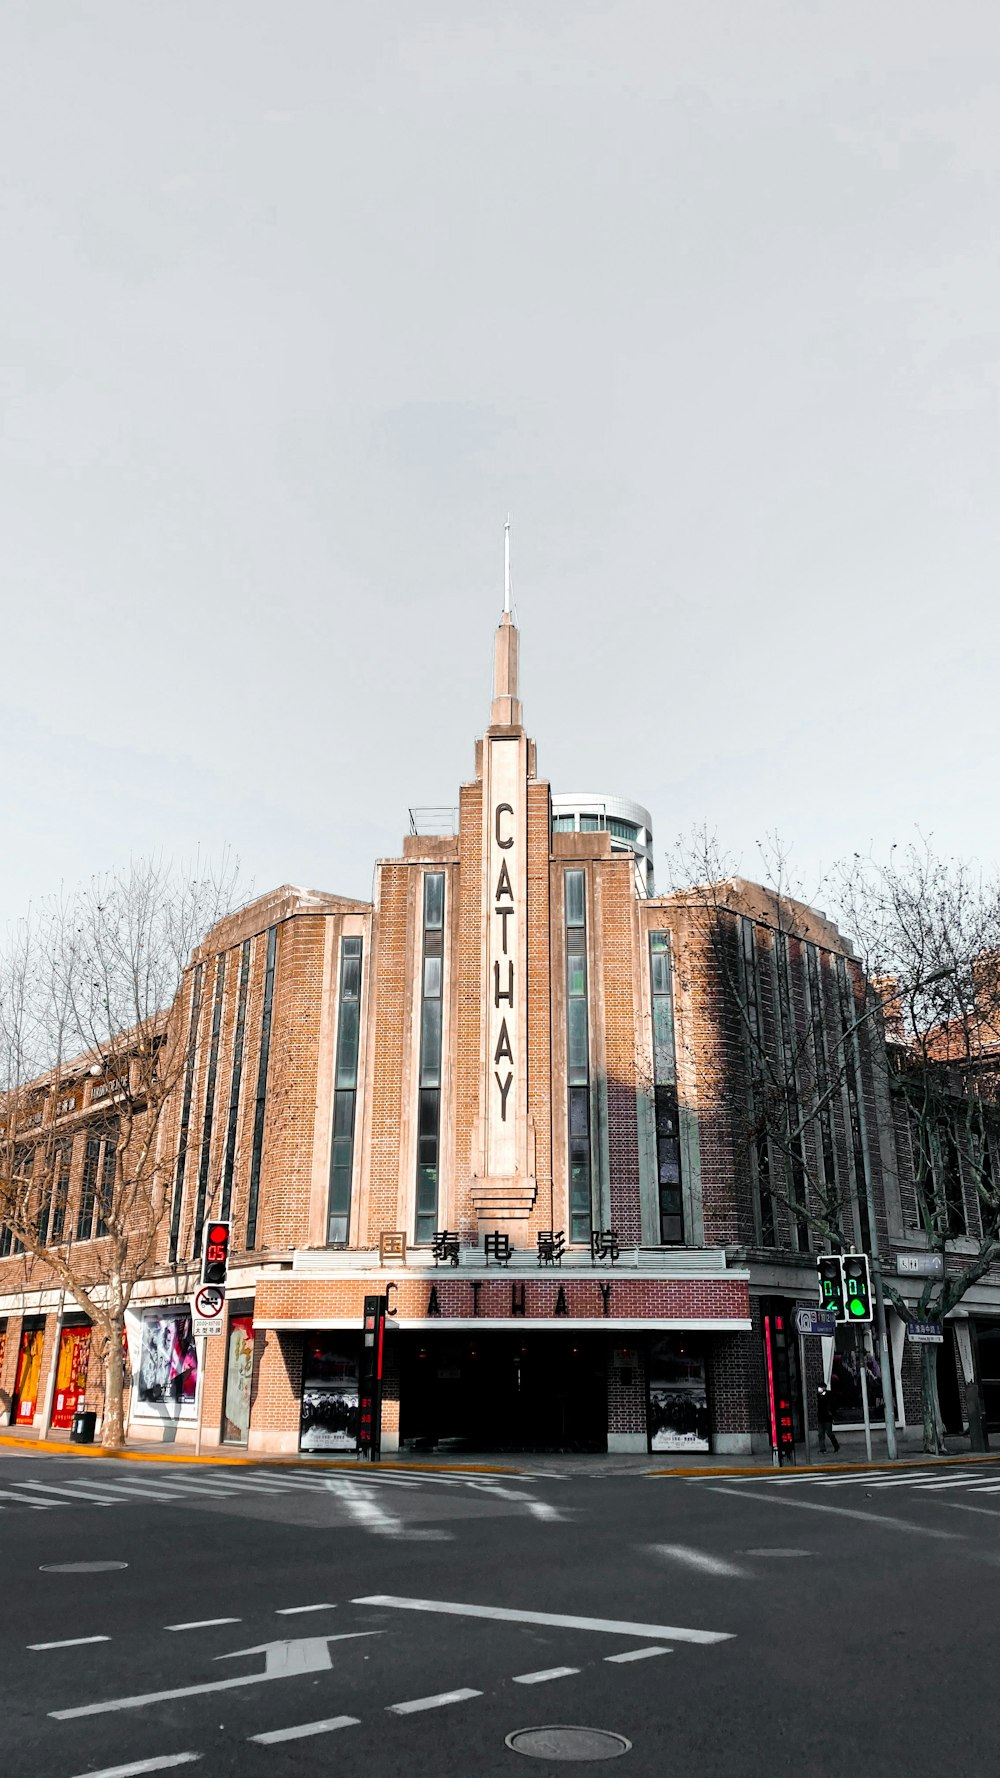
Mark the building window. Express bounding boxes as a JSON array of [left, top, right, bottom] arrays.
[[607, 817, 639, 843], [579, 814, 602, 832], [76, 1136, 101, 1242], [328, 936, 363, 1245], [774, 932, 809, 1251], [740, 917, 776, 1246], [194, 953, 226, 1256], [169, 963, 203, 1263], [565, 869, 592, 1243], [50, 1141, 72, 1243], [221, 939, 251, 1221], [415, 874, 445, 1244], [649, 932, 684, 1243], [835, 956, 872, 1252], [805, 944, 838, 1236], [246, 925, 277, 1251], [552, 815, 576, 834]]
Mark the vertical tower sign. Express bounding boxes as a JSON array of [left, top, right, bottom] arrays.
[[486, 736, 523, 1177]]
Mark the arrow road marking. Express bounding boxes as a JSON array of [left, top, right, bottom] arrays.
[[50, 1633, 382, 1720], [353, 1595, 732, 1644]]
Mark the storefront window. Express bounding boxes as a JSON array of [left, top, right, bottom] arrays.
[[51, 1325, 92, 1431], [222, 1313, 255, 1444], [135, 1306, 198, 1419], [830, 1326, 884, 1425], [647, 1335, 709, 1452], [300, 1338, 358, 1452], [14, 1325, 45, 1426]]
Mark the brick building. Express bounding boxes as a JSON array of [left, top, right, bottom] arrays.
[[3, 592, 998, 1456]]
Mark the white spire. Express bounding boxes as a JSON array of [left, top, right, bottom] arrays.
[[504, 515, 512, 615]]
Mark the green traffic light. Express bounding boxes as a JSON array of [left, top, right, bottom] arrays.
[[849, 1297, 865, 1316]]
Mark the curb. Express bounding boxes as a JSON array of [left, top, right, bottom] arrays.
[[646, 1452, 1000, 1478], [0, 1432, 522, 1476]]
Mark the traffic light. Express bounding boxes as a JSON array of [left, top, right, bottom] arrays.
[[817, 1254, 847, 1322], [842, 1253, 873, 1323], [200, 1219, 231, 1287]]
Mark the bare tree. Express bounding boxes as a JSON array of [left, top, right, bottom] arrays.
[[832, 841, 1000, 1451], [0, 856, 239, 1447]]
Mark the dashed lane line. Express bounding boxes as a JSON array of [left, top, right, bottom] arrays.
[[67, 1758, 200, 1778], [29, 1635, 111, 1650], [165, 1619, 242, 1633], [512, 1667, 580, 1684], [274, 1603, 338, 1615], [387, 1688, 483, 1714], [605, 1647, 671, 1663], [249, 1715, 359, 1744], [354, 1594, 733, 1644], [650, 1544, 749, 1577], [705, 1485, 964, 1538]]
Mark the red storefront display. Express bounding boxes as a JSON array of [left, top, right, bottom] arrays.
[[13, 1325, 44, 1426], [51, 1325, 92, 1431]]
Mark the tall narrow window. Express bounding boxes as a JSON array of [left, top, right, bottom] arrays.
[[774, 933, 809, 1251], [835, 956, 872, 1252], [805, 944, 837, 1232], [246, 925, 277, 1251], [565, 869, 592, 1243], [95, 1125, 117, 1239], [221, 939, 251, 1220], [740, 917, 775, 1246], [649, 932, 684, 1243], [169, 963, 203, 1262], [328, 935, 363, 1244], [50, 1141, 71, 1243], [76, 1136, 101, 1241], [415, 874, 444, 1244], [193, 953, 226, 1256]]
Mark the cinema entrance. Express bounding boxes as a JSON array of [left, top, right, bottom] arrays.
[[398, 1331, 608, 1453]]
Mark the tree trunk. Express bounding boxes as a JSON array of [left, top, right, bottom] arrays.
[[99, 1316, 126, 1449], [920, 1343, 944, 1454]]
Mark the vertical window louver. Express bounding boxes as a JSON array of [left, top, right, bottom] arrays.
[[193, 953, 226, 1256], [220, 939, 251, 1221], [415, 874, 444, 1244], [328, 935, 363, 1244], [649, 931, 684, 1243], [246, 926, 277, 1250], [565, 869, 592, 1243], [169, 963, 203, 1262]]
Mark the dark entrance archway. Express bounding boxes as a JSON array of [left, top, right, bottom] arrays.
[[398, 1331, 607, 1453]]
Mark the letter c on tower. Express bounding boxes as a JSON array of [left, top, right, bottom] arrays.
[[495, 802, 514, 849]]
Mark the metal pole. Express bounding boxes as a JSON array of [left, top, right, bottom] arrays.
[[858, 1326, 873, 1462], [39, 1287, 66, 1442], [798, 1328, 813, 1465], [871, 1258, 898, 1460], [193, 1335, 207, 1458]]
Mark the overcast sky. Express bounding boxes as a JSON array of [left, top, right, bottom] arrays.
[[3, 2, 999, 931]]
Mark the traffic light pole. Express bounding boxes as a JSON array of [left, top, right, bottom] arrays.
[[857, 1326, 873, 1461], [193, 1335, 207, 1459]]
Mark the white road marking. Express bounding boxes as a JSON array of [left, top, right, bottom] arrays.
[[705, 1485, 964, 1539], [29, 1635, 111, 1650], [650, 1544, 749, 1578], [387, 1688, 482, 1714], [465, 1481, 568, 1522], [353, 1594, 733, 1644], [513, 1666, 580, 1684], [66, 1757, 201, 1777], [165, 1619, 241, 1632], [51, 1632, 381, 1718], [9, 1481, 118, 1506], [322, 1477, 453, 1539], [274, 1603, 338, 1615], [605, 1646, 672, 1663], [249, 1715, 359, 1743]]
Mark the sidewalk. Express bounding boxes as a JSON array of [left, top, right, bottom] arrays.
[[1, 1422, 996, 1478]]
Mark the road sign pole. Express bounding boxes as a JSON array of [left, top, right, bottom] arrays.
[[858, 1326, 873, 1462], [798, 1326, 813, 1465], [872, 1257, 898, 1461], [193, 1334, 207, 1459]]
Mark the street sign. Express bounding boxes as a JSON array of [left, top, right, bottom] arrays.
[[896, 1253, 944, 1278], [906, 1320, 944, 1344], [794, 1307, 838, 1337], [191, 1284, 226, 1337]]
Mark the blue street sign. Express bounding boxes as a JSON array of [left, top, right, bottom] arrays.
[[906, 1321, 944, 1344], [794, 1307, 838, 1337]]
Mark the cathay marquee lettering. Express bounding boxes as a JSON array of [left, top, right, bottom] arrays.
[[485, 739, 523, 1175]]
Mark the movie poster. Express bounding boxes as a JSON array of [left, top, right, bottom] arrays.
[[51, 1325, 92, 1431], [222, 1314, 255, 1444], [648, 1335, 710, 1451], [135, 1306, 198, 1419], [300, 1338, 358, 1452]]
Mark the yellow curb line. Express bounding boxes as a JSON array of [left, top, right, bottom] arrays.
[[647, 1453, 1000, 1478], [0, 1432, 521, 1476]]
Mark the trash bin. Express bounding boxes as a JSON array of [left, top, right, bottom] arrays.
[[70, 1410, 97, 1445]]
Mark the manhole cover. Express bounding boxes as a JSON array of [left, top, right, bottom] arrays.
[[741, 1548, 812, 1558], [506, 1726, 631, 1761], [40, 1561, 128, 1574]]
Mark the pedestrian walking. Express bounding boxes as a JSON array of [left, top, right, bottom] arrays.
[[817, 1384, 839, 1453]]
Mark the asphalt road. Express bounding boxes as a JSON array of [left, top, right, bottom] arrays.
[[3, 1447, 1000, 1777]]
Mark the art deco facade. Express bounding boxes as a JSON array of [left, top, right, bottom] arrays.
[[2, 602, 997, 1456]]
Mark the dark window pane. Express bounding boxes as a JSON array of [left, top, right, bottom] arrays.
[[552, 815, 575, 832], [335, 999, 360, 1089], [424, 872, 445, 930], [565, 870, 586, 926], [423, 955, 442, 998], [567, 998, 589, 1083], [579, 815, 601, 832], [341, 955, 361, 1000], [342, 936, 362, 958], [567, 949, 587, 998], [420, 999, 442, 1086]]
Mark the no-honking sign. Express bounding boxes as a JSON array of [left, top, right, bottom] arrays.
[[191, 1284, 226, 1336]]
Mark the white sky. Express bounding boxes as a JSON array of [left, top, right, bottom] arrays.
[[3, 2, 999, 927]]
